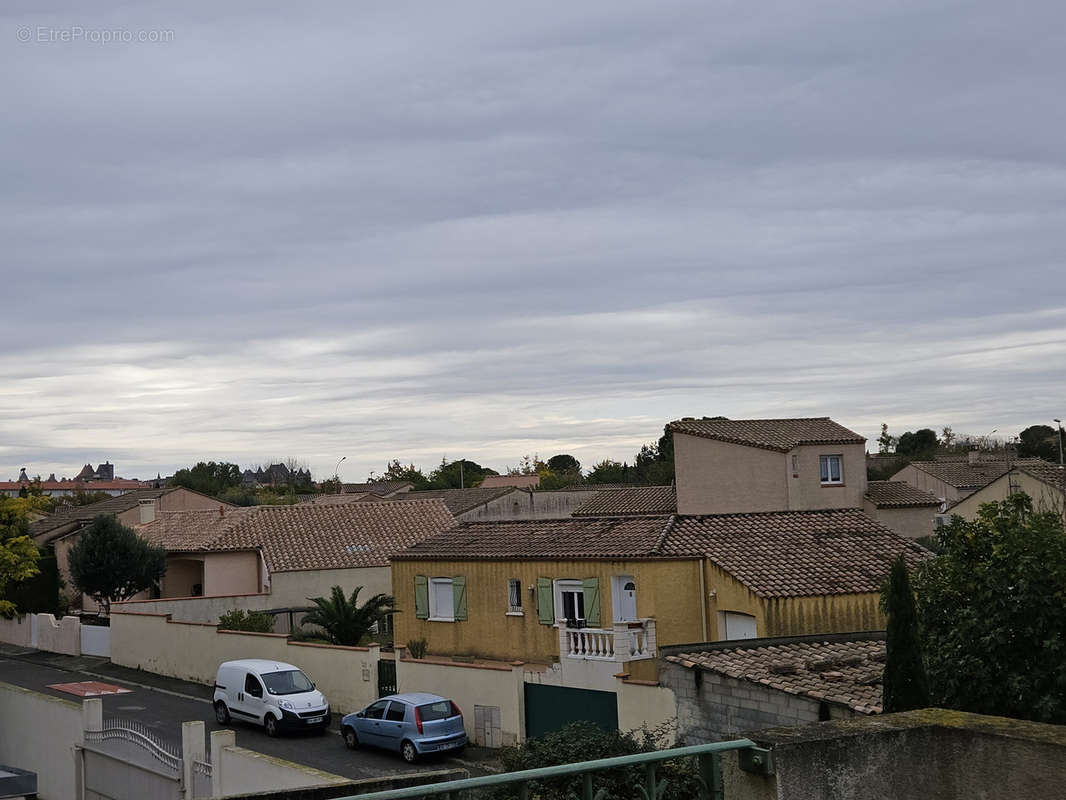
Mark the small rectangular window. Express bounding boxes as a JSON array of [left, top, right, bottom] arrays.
[[791, 454, 799, 477], [429, 577, 455, 621], [819, 455, 843, 484], [507, 579, 523, 613], [385, 702, 406, 722]]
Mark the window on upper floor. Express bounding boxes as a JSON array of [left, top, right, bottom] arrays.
[[507, 578, 523, 614], [555, 579, 585, 625], [819, 454, 844, 485], [429, 577, 455, 621]]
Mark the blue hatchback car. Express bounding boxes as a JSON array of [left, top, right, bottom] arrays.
[[341, 692, 467, 763]]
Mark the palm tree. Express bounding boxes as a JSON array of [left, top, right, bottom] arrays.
[[301, 585, 395, 646]]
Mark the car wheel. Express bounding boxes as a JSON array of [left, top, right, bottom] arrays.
[[401, 740, 418, 764], [264, 715, 279, 737], [214, 702, 230, 724], [342, 727, 359, 750]]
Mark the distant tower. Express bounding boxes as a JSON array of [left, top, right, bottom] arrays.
[[17, 467, 29, 483]]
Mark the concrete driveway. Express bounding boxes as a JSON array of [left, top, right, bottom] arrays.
[[0, 645, 495, 783]]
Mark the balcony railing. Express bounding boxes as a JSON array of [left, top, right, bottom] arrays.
[[560, 619, 656, 662], [327, 738, 766, 800]]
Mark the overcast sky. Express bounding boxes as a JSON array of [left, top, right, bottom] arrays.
[[3, 0, 1064, 483]]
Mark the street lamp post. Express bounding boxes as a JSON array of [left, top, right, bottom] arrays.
[[334, 456, 347, 482]]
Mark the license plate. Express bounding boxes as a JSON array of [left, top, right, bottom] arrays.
[[306, 716, 324, 724]]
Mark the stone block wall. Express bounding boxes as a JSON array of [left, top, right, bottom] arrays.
[[660, 661, 833, 742]]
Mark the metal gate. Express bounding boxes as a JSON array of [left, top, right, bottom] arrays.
[[377, 658, 397, 697], [523, 684, 618, 739]]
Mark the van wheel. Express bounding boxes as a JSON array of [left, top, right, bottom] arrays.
[[214, 702, 230, 724], [264, 715, 279, 737], [401, 740, 418, 764], [342, 727, 359, 750]]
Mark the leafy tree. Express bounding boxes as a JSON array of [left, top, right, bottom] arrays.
[[546, 454, 580, 474], [939, 426, 956, 449], [633, 427, 675, 485], [218, 608, 275, 633], [914, 494, 1066, 723], [428, 459, 497, 489], [896, 428, 938, 459], [52, 489, 113, 510], [0, 498, 42, 617], [877, 423, 896, 454], [585, 459, 631, 484], [881, 556, 929, 712], [493, 721, 697, 800], [301, 585, 395, 647], [507, 454, 541, 476], [170, 461, 242, 497], [372, 460, 431, 490], [1018, 424, 1060, 462], [67, 516, 167, 616]]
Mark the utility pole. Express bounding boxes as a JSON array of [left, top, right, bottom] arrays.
[[1055, 419, 1064, 466]]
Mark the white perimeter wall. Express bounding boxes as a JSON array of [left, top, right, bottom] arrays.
[[0, 682, 96, 800], [111, 611, 380, 714]]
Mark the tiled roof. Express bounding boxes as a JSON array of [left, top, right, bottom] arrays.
[[340, 481, 414, 496], [296, 492, 385, 506], [394, 508, 928, 598], [1021, 463, 1066, 489], [668, 417, 865, 452], [138, 509, 257, 552], [661, 509, 930, 597], [0, 479, 147, 492], [404, 487, 520, 515], [907, 458, 1049, 490], [29, 488, 175, 539], [391, 516, 677, 561], [211, 499, 456, 572], [573, 486, 677, 517], [665, 634, 886, 714], [864, 481, 941, 508], [549, 483, 636, 493], [480, 475, 539, 489]]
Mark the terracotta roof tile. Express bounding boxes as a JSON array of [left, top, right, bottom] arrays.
[[138, 509, 257, 552], [340, 481, 414, 496], [1020, 463, 1066, 489], [404, 487, 522, 515], [662, 509, 930, 597], [391, 516, 677, 561], [907, 458, 1049, 490], [665, 635, 886, 713], [573, 486, 677, 517], [864, 481, 941, 508], [29, 488, 176, 539], [668, 417, 865, 453]]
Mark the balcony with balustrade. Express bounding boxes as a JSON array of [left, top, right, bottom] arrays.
[[558, 618, 657, 662]]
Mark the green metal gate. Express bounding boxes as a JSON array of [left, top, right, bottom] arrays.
[[524, 683, 618, 739], [377, 658, 397, 697]]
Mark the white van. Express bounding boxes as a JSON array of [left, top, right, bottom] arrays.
[[213, 659, 330, 737]]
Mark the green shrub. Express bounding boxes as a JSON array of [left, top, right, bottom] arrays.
[[406, 638, 428, 659], [488, 721, 696, 800], [218, 609, 275, 633]]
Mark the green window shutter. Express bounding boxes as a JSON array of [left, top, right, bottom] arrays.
[[536, 577, 554, 625], [583, 578, 601, 627], [414, 575, 429, 619], [453, 576, 468, 621]]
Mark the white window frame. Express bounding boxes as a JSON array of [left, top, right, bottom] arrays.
[[718, 610, 758, 640], [819, 454, 844, 485], [553, 579, 585, 627], [506, 578, 523, 615], [429, 577, 455, 622]]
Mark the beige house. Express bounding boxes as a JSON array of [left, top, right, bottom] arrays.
[[863, 481, 941, 539], [481, 474, 540, 490], [889, 454, 1049, 506], [946, 463, 1065, 522], [669, 417, 868, 514]]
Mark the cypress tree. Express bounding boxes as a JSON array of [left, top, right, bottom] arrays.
[[881, 555, 929, 712]]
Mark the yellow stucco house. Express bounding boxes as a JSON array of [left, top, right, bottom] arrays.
[[391, 508, 929, 680]]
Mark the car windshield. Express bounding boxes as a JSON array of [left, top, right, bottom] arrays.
[[418, 700, 457, 721], [261, 669, 314, 695]]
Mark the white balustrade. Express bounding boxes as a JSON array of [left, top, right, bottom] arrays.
[[561, 619, 656, 662]]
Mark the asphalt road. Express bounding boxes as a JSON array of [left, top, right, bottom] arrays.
[[0, 646, 489, 782]]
